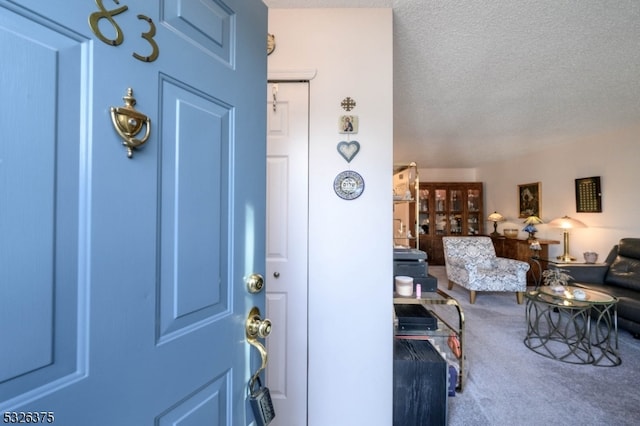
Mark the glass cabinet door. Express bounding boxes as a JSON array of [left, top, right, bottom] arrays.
[[435, 213, 447, 235], [435, 189, 446, 212], [435, 189, 447, 235], [467, 188, 481, 235], [449, 189, 463, 234], [450, 189, 463, 212], [449, 213, 462, 234], [467, 188, 480, 212], [418, 189, 430, 235]]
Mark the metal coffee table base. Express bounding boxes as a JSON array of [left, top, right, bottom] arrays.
[[524, 289, 620, 366]]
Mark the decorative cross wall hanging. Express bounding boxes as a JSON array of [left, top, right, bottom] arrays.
[[341, 97, 356, 111]]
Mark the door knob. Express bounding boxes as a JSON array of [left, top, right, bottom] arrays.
[[246, 273, 264, 294], [246, 307, 272, 339]]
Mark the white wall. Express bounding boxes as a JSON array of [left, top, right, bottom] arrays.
[[268, 9, 393, 425], [479, 125, 640, 260], [420, 126, 640, 260], [419, 167, 477, 182]]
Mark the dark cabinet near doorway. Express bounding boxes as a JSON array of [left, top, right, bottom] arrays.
[[393, 338, 447, 426]]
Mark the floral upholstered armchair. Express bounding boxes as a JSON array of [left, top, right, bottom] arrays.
[[442, 236, 530, 304]]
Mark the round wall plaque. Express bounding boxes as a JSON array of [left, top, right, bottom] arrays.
[[334, 170, 365, 200]]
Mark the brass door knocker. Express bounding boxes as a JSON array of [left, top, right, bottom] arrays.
[[110, 88, 151, 158]]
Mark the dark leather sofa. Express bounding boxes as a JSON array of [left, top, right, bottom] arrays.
[[560, 238, 640, 337]]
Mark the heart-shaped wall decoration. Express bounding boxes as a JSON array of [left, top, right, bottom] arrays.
[[337, 141, 360, 163]]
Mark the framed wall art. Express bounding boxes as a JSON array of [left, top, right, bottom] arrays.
[[575, 176, 602, 212], [518, 182, 541, 218], [338, 115, 358, 134]]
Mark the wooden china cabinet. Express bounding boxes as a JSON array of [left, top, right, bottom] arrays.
[[417, 182, 483, 265]]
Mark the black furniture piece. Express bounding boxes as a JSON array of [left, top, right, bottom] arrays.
[[393, 248, 438, 292], [393, 288, 466, 392], [559, 238, 640, 337], [393, 338, 447, 426]]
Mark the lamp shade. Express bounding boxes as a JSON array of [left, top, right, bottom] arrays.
[[548, 215, 587, 229], [523, 215, 543, 225], [487, 211, 505, 237], [549, 215, 587, 262], [488, 212, 505, 222]]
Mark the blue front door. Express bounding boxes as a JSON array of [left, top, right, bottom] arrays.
[[0, 1, 267, 424]]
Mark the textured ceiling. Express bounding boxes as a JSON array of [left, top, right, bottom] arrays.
[[265, 0, 640, 167]]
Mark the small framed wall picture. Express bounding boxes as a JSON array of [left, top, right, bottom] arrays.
[[575, 176, 602, 212], [518, 182, 541, 218], [338, 115, 358, 134]]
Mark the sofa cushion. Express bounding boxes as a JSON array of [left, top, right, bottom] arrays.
[[618, 238, 640, 259], [605, 256, 640, 291], [617, 296, 640, 325], [606, 256, 640, 291], [604, 238, 640, 291]]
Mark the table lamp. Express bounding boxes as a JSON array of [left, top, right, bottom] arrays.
[[522, 215, 543, 240], [548, 215, 587, 262], [487, 211, 505, 237]]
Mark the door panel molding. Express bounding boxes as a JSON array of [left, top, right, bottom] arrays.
[[162, 0, 234, 66], [155, 372, 230, 424], [0, 9, 89, 408], [156, 77, 231, 343]]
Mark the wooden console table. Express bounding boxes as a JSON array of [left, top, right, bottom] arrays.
[[489, 236, 560, 286]]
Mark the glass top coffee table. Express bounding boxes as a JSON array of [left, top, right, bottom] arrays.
[[524, 285, 620, 366]]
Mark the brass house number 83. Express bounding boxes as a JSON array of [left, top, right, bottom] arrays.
[[88, 0, 159, 62]]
